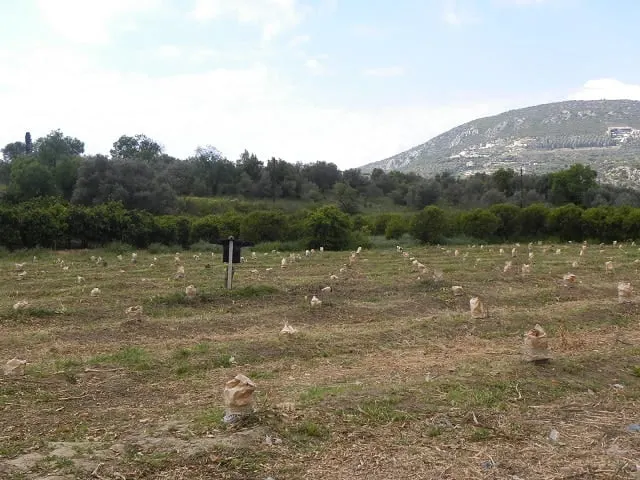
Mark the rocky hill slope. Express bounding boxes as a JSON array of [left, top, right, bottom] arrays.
[[360, 100, 640, 187]]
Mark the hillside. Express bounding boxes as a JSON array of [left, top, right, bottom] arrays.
[[360, 100, 640, 187]]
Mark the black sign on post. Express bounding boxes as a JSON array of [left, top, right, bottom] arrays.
[[215, 236, 255, 289], [217, 237, 254, 264]]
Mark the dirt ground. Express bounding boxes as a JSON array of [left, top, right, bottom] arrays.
[[1, 242, 639, 479]]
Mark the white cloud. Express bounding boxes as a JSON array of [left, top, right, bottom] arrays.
[[304, 54, 329, 74], [155, 45, 182, 58], [363, 66, 405, 78], [442, 0, 481, 26], [188, 0, 305, 41], [305, 58, 323, 73], [36, 0, 162, 45], [495, 0, 548, 5], [568, 79, 640, 101], [0, 46, 506, 169], [288, 34, 311, 47], [351, 25, 385, 37]]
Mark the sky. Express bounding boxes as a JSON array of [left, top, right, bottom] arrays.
[[1, 0, 640, 169]]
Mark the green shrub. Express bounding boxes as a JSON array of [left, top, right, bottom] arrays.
[[103, 241, 134, 254], [547, 204, 584, 241], [147, 242, 177, 254], [459, 209, 500, 240], [191, 215, 220, 243], [518, 203, 549, 239], [152, 216, 179, 246], [304, 205, 353, 251], [411, 206, 447, 244], [240, 210, 287, 243], [384, 214, 409, 239], [218, 211, 242, 238], [489, 203, 520, 241], [372, 213, 394, 236], [252, 240, 306, 252], [190, 240, 219, 252], [349, 231, 373, 250]]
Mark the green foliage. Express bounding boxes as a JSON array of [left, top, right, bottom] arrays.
[[1, 141, 26, 162], [34, 129, 84, 169], [518, 203, 549, 239], [190, 216, 220, 243], [304, 205, 353, 250], [411, 206, 447, 244], [550, 164, 598, 205], [492, 168, 516, 196], [54, 156, 82, 201], [189, 241, 218, 252], [72, 155, 177, 214], [489, 203, 521, 241], [371, 213, 394, 236], [459, 209, 500, 240], [2, 123, 639, 217], [547, 204, 584, 241], [240, 210, 287, 243], [334, 182, 360, 214], [175, 217, 191, 248], [7, 156, 58, 201], [251, 240, 306, 252], [384, 214, 409, 239], [349, 230, 373, 250], [110, 134, 162, 162]]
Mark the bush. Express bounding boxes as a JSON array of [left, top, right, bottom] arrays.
[[218, 211, 242, 238], [176, 217, 191, 248], [103, 241, 134, 254], [547, 204, 584, 241], [372, 213, 394, 236], [411, 206, 447, 244], [147, 242, 177, 254], [240, 210, 287, 243], [489, 203, 520, 241], [304, 205, 353, 250], [252, 240, 306, 252], [349, 230, 373, 250], [518, 203, 549, 239], [191, 215, 220, 243], [459, 209, 500, 240], [152, 216, 179, 246], [384, 214, 409, 239], [190, 240, 220, 252], [369, 234, 419, 249]]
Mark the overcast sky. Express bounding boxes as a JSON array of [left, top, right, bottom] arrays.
[[1, 0, 639, 168]]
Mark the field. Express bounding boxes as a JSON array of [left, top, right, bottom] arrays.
[[1, 242, 639, 479]]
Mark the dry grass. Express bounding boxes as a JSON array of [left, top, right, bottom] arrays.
[[1, 242, 639, 479]]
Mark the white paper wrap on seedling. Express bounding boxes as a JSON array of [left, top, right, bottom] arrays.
[[523, 324, 551, 361], [469, 296, 488, 319], [618, 282, 633, 304], [223, 374, 256, 417], [3, 358, 27, 376], [433, 269, 444, 282]]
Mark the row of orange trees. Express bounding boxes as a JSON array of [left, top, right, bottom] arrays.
[[0, 199, 359, 250], [1, 199, 638, 251]]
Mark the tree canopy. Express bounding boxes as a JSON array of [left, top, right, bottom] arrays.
[[2, 129, 639, 216]]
